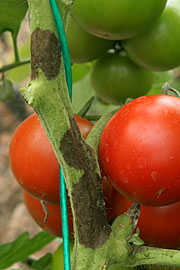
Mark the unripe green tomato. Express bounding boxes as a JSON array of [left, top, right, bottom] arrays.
[[122, 0, 180, 71], [51, 241, 74, 270], [90, 51, 154, 105], [71, 0, 167, 40], [66, 15, 114, 63]]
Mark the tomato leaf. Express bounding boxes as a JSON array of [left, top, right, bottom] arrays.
[[11, 268, 25, 270], [30, 253, 52, 270], [0, 77, 16, 102], [148, 70, 180, 96], [0, 0, 28, 36], [128, 233, 144, 246], [0, 232, 55, 269]]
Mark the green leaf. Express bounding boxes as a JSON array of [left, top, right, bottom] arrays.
[[0, 0, 28, 37], [31, 253, 53, 270], [0, 77, 16, 101], [11, 268, 25, 270], [128, 232, 144, 247], [147, 70, 180, 95], [0, 232, 55, 269], [72, 62, 91, 83]]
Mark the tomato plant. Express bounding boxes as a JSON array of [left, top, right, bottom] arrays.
[[99, 95, 180, 206], [112, 188, 180, 250], [71, 0, 167, 40], [9, 113, 94, 204], [66, 14, 114, 63], [122, 0, 180, 71], [3, 0, 180, 268], [23, 190, 74, 238], [90, 50, 154, 104]]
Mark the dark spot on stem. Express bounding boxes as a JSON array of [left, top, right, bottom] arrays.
[[60, 118, 111, 249], [31, 28, 61, 80]]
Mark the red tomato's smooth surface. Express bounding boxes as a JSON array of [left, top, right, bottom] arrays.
[[112, 189, 180, 249], [99, 95, 180, 206], [23, 191, 74, 238], [9, 113, 93, 204]]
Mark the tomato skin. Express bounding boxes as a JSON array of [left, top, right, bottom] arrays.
[[90, 51, 154, 105], [23, 191, 74, 238], [66, 14, 114, 63], [74, 114, 94, 139], [9, 113, 93, 204], [112, 189, 180, 249], [122, 0, 180, 71], [71, 0, 167, 40], [99, 95, 180, 206]]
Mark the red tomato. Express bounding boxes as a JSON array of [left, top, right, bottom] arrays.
[[74, 114, 94, 139], [9, 113, 93, 204], [112, 189, 180, 249], [23, 191, 74, 238], [99, 95, 180, 206]]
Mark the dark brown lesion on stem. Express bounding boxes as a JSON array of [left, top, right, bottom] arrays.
[[31, 28, 61, 80], [60, 118, 111, 249]]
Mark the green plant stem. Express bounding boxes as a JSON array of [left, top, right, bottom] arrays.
[[128, 246, 180, 267], [0, 59, 30, 73], [12, 33, 20, 62]]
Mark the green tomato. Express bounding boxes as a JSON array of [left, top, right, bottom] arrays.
[[71, 0, 167, 40], [66, 15, 114, 63], [90, 50, 154, 105], [122, 0, 180, 71], [51, 241, 74, 270]]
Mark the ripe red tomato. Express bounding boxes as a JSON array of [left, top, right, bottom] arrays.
[[9, 113, 93, 204], [71, 0, 167, 40], [23, 191, 74, 238], [122, 0, 180, 71], [112, 188, 180, 249], [90, 50, 154, 105], [66, 14, 114, 63], [99, 95, 180, 206]]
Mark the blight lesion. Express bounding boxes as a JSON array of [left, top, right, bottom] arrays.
[[31, 28, 61, 80]]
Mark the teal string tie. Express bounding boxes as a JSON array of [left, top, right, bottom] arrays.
[[49, 0, 72, 270], [49, 0, 72, 99]]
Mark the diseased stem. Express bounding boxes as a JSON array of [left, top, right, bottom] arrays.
[[25, 0, 110, 256]]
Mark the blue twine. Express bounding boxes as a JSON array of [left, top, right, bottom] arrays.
[[49, 0, 72, 99]]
